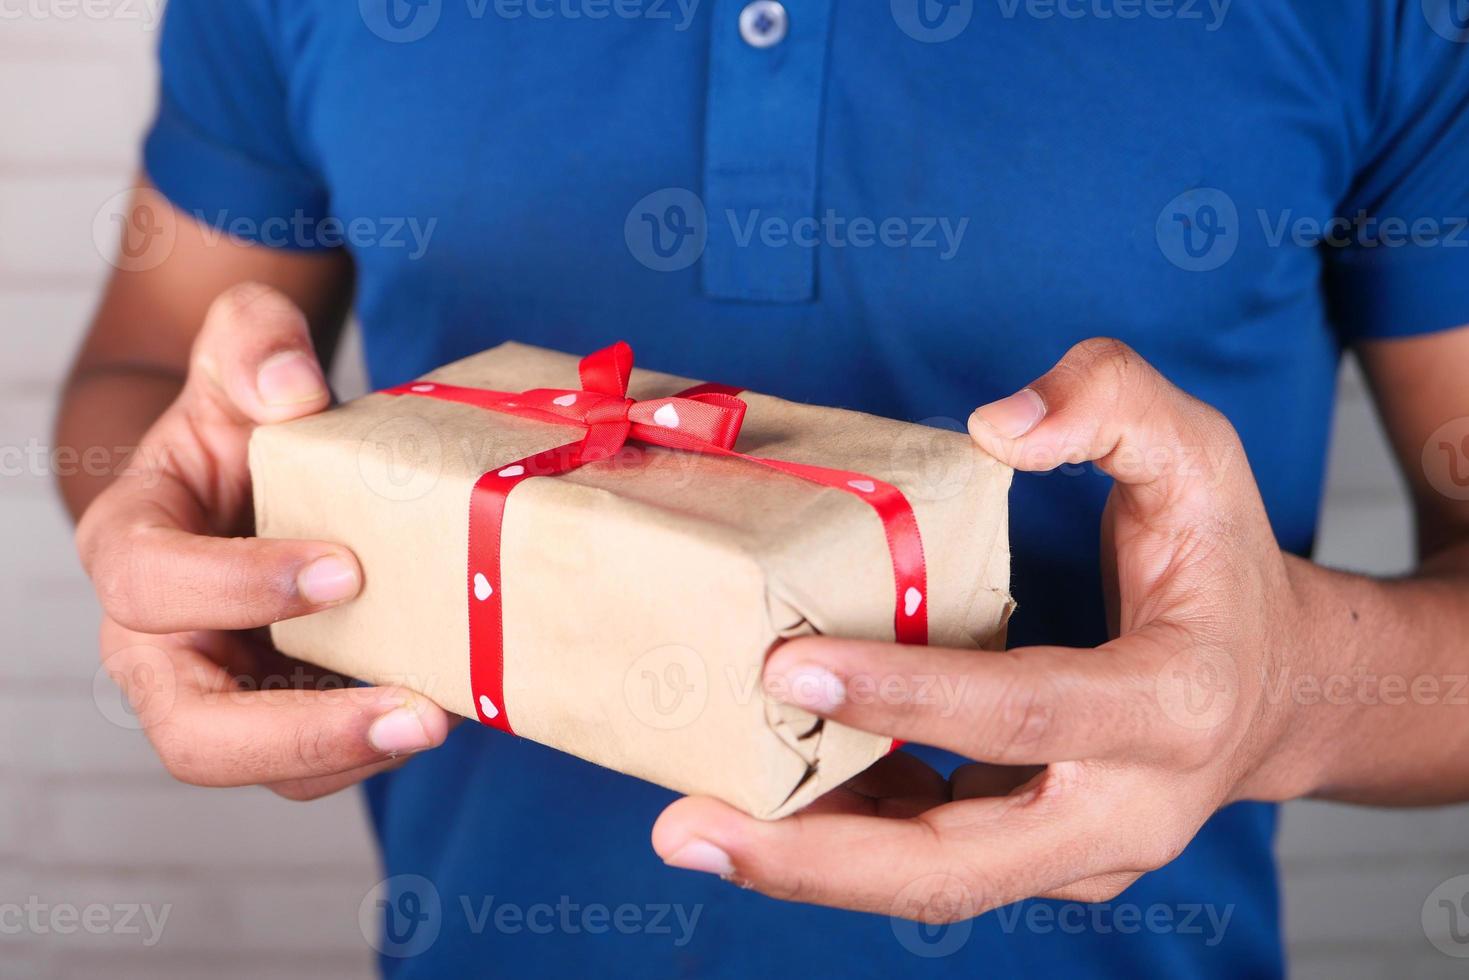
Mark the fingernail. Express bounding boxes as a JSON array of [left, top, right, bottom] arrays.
[[368, 704, 433, 755], [297, 555, 360, 604], [772, 665, 846, 713], [256, 351, 326, 407], [972, 388, 1046, 439], [665, 840, 734, 877]]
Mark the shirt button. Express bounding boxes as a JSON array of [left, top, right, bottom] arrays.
[[739, 0, 788, 49]]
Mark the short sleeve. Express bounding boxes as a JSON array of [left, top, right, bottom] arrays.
[[142, 0, 332, 249], [1324, 2, 1469, 341]]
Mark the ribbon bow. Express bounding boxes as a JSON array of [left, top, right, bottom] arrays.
[[392, 341, 750, 464], [385, 342, 928, 733]]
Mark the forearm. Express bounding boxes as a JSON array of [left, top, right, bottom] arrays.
[[1284, 547, 1469, 805], [55, 365, 182, 521], [53, 182, 356, 524]]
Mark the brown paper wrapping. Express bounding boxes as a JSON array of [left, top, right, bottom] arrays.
[[250, 342, 1013, 819]]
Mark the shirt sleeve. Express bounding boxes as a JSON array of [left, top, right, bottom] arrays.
[[1324, 2, 1469, 341], [142, 0, 332, 249]]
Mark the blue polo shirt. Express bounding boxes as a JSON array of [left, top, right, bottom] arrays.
[[145, 2, 1469, 975]]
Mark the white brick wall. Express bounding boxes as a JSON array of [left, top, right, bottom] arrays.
[[1281, 365, 1469, 979], [2, 7, 1465, 978], [0, 9, 378, 979]]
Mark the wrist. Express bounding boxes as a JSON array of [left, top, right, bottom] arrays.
[[1263, 555, 1383, 799], [1235, 555, 1355, 800]]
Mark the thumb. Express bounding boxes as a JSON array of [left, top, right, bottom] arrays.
[[187, 281, 331, 426], [967, 338, 1249, 513]]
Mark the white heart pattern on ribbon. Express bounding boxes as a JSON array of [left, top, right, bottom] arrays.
[[410, 383, 435, 393], [552, 393, 577, 407], [653, 403, 681, 429], [497, 464, 525, 478], [847, 479, 876, 494], [904, 587, 923, 617], [473, 572, 493, 601], [478, 695, 500, 720]]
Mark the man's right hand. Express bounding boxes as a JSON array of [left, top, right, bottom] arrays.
[[76, 282, 451, 801]]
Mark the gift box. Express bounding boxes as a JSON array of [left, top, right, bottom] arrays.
[[250, 341, 1013, 818]]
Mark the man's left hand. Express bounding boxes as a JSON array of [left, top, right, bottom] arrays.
[[651, 338, 1334, 923]]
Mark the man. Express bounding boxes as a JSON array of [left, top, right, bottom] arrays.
[[59, 1, 1469, 975]]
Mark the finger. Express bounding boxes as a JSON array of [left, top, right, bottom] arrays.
[[843, 751, 949, 801], [949, 762, 1045, 799], [186, 281, 331, 426], [78, 436, 363, 631], [75, 282, 350, 633], [800, 752, 950, 819], [158, 685, 451, 786], [102, 629, 451, 786], [653, 764, 1105, 920], [763, 635, 1169, 765], [268, 757, 410, 802], [80, 497, 363, 631], [968, 338, 1253, 518], [1041, 872, 1143, 904]]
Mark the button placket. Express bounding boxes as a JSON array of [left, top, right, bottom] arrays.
[[702, 0, 833, 303]]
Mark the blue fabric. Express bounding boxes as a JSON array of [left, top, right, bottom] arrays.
[[145, 2, 1469, 976]]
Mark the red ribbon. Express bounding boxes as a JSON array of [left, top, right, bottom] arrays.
[[384, 342, 928, 737]]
